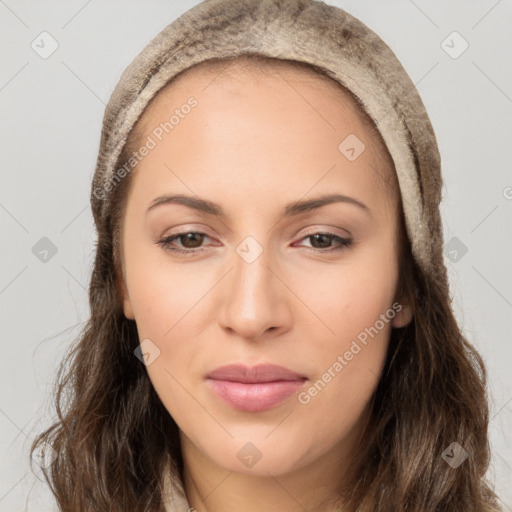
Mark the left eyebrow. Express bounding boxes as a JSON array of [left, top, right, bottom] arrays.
[[281, 193, 371, 218], [146, 193, 371, 219]]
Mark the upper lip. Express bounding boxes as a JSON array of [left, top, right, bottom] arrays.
[[207, 364, 306, 383]]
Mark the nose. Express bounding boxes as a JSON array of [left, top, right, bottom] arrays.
[[216, 242, 292, 341]]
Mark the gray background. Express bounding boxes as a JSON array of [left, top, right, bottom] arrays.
[[1, 0, 511, 510]]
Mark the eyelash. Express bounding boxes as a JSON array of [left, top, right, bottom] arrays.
[[156, 231, 353, 255]]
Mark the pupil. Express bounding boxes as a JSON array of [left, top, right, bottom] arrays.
[[183, 233, 203, 248], [312, 234, 330, 248]]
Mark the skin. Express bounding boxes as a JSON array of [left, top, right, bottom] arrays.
[[118, 58, 413, 512]]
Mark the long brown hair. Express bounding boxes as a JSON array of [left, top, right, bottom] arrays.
[[31, 55, 502, 512]]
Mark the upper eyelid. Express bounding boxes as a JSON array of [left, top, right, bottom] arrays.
[[162, 229, 350, 246], [162, 225, 349, 237]]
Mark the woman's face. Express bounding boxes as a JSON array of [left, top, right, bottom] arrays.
[[119, 59, 412, 479]]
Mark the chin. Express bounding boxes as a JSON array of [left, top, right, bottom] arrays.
[[201, 432, 317, 477]]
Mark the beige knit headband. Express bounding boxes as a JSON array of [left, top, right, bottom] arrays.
[[91, 0, 446, 281]]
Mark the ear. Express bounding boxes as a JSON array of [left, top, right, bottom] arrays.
[[392, 302, 413, 328], [121, 280, 135, 320], [116, 262, 135, 320]]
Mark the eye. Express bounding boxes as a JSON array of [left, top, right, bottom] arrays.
[[156, 231, 212, 255], [156, 230, 352, 256], [294, 232, 352, 253]]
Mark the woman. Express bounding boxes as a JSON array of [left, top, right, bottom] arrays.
[[31, 0, 502, 510]]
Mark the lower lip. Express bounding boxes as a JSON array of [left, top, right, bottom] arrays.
[[206, 378, 306, 412]]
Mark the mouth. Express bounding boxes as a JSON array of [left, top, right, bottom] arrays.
[[206, 363, 307, 412]]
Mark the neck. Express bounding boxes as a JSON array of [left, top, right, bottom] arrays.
[[183, 452, 343, 512]]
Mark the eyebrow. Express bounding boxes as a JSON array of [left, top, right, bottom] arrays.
[[146, 193, 370, 219]]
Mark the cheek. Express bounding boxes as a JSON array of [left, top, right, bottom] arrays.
[[124, 255, 212, 430], [289, 240, 398, 425], [123, 246, 217, 392], [291, 237, 399, 353], [124, 246, 208, 339]]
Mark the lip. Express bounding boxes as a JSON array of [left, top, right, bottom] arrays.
[[206, 364, 307, 412]]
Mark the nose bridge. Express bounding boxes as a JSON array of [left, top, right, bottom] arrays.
[[218, 234, 288, 338]]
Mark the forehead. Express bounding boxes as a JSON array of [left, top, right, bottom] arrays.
[[131, 55, 398, 207], [141, 56, 386, 145]]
